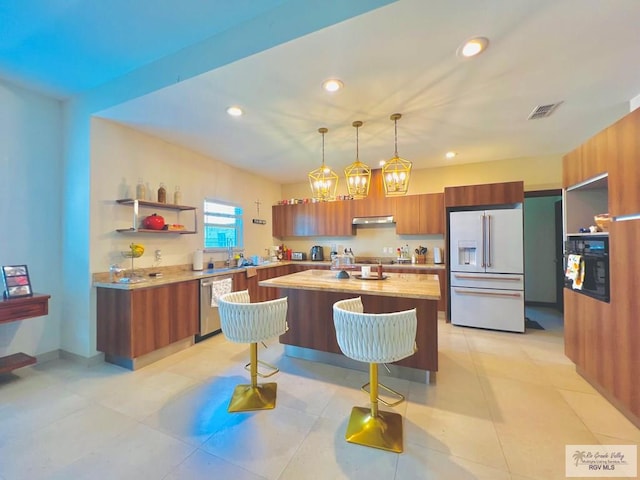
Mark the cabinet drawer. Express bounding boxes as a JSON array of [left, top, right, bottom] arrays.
[[0, 297, 49, 323], [450, 272, 523, 290]]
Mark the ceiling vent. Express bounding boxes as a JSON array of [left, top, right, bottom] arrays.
[[528, 102, 563, 120]]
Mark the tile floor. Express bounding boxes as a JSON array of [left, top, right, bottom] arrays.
[[1, 307, 638, 480]]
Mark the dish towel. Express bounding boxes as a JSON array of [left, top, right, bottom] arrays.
[[565, 254, 585, 290], [210, 278, 232, 307]]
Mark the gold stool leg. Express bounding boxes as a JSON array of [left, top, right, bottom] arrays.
[[345, 363, 404, 453], [228, 342, 278, 412]]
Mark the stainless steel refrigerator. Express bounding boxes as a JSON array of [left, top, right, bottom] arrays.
[[449, 208, 524, 332]]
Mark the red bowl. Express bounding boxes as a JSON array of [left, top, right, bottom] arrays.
[[143, 213, 165, 230]]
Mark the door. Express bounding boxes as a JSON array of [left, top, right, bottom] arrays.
[[449, 210, 484, 273], [485, 208, 523, 274]]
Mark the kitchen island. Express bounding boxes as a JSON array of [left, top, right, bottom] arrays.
[[259, 269, 440, 382]]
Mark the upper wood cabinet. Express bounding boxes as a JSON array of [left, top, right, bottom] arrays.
[[444, 181, 524, 207], [319, 200, 354, 236], [607, 108, 640, 216], [272, 204, 292, 238], [396, 193, 444, 234], [563, 126, 610, 188], [273, 201, 355, 238]]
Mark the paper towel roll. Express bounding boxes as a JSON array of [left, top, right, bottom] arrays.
[[192, 249, 203, 271]]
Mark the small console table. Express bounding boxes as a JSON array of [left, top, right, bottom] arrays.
[[0, 293, 50, 373]]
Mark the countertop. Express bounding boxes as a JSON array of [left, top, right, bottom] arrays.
[[92, 260, 445, 290], [258, 269, 441, 300]]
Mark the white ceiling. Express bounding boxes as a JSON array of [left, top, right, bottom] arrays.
[[3, 0, 640, 184]]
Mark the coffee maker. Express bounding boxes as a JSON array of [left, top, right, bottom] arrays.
[[310, 245, 324, 261]]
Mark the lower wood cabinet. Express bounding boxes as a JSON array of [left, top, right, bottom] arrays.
[[97, 280, 199, 360]]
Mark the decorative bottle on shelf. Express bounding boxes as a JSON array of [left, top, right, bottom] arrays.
[[173, 185, 182, 205], [136, 178, 146, 200], [157, 183, 166, 203]]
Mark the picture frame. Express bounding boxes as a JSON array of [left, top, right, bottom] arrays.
[[2, 264, 33, 299]]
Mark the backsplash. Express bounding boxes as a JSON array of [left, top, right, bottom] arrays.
[[276, 225, 445, 264]]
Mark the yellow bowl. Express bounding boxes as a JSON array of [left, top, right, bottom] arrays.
[[594, 214, 610, 232]]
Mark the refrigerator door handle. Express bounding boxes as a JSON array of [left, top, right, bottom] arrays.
[[481, 214, 486, 268], [453, 288, 522, 298], [453, 273, 521, 281], [486, 214, 492, 267]]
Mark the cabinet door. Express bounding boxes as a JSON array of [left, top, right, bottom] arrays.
[[292, 203, 318, 236], [169, 280, 199, 342], [421, 193, 444, 234], [319, 201, 354, 236], [608, 109, 640, 216], [131, 281, 199, 357], [563, 127, 610, 188], [395, 196, 421, 234], [272, 205, 293, 238], [444, 181, 524, 207], [256, 265, 291, 301]]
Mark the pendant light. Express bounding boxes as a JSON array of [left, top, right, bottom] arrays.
[[382, 113, 412, 196], [344, 121, 371, 199], [308, 127, 338, 201]]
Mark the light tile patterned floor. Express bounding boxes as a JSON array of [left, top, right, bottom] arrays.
[[0, 307, 637, 480]]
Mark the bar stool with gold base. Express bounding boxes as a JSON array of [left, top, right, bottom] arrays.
[[218, 290, 288, 412], [333, 297, 417, 453]]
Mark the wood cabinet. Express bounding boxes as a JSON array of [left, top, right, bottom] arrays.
[[444, 181, 524, 207], [607, 108, 640, 216], [273, 201, 355, 238], [562, 106, 640, 427], [562, 127, 610, 189], [396, 193, 444, 234], [318, 200, 354, 236], [606, 219, 640, 422], [97, 280, 199, 367], [272, 204, 293, 238], [0, 293, 50, 373]]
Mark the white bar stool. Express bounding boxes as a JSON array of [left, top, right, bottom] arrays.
[[218, 290, 288, 412], [333, 296, 417, 453]]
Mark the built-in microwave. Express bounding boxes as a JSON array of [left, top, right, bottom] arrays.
[[564, 235, 610, 302]]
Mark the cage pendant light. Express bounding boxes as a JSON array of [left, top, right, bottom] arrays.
[[382, 113, 412, 196], [308, 127, 338, 201], [344, 121, 371, 199]]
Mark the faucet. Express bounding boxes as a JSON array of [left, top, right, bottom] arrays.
[[226, 240, 234, 267]]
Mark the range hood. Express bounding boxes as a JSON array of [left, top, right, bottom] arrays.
[[352, 215, 395, 225]]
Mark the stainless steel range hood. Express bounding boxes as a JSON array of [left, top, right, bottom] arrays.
[[352, 215, 395, 225]]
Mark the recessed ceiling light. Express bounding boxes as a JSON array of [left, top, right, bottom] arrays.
[[322, 79, 343, 93], [226, 106, 243, 117], [457, 37, 489, 58], [445, 151, 457, 159]]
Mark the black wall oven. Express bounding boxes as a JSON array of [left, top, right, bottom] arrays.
[[564, 235, 610, 302]]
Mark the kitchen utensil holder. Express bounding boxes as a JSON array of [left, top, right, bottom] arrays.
[[416, 254, 426, 264]]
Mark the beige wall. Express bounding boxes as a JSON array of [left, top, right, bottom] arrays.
[[276, 154, 562, 263], [90, 118, 283, 273], [281, 154, 562, 199]]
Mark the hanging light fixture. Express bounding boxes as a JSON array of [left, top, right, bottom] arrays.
[[344, 121, 371, 199], [308, 127, 338, 201], [382, 113, 412, 196]]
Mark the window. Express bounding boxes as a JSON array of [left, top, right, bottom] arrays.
[[203, 199, 243, 250]]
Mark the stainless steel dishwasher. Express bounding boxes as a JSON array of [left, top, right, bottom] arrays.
[[197, 275, 233, 342]]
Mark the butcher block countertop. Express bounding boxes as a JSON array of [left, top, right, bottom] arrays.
[[259, 269, 441, 300]]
